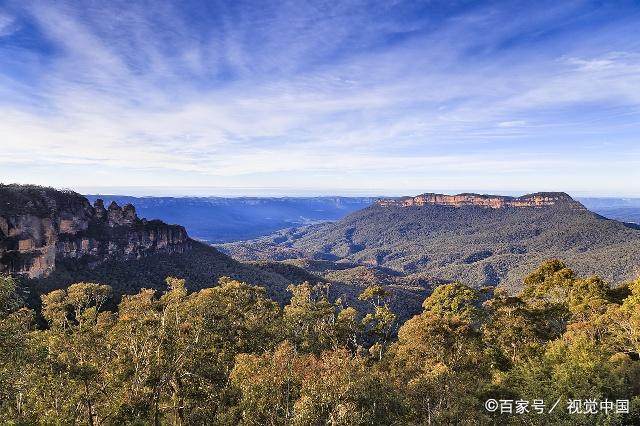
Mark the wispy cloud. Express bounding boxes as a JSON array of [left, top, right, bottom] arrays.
[[0, 11, 17, 36], [0, 0, 639, 195]]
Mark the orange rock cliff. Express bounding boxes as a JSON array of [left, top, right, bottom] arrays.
[[376, 192, 585, 209]]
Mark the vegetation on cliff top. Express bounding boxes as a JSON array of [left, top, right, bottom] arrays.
[[0, 184, 89, 217]]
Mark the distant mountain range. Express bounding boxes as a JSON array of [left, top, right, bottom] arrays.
[[579, 197, 640, 224], [222, 192, 640, 291], [81, 195, 640, 244], [84, 195, 375, 242]]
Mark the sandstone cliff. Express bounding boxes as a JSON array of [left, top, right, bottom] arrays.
[[0, 184, 190, 278], [376, 192, 586, 209]]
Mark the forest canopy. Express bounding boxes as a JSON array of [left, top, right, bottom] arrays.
[[1, 260, 639, 425]]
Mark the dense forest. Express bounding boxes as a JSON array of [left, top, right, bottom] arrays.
[[1, 260, 639, 425]]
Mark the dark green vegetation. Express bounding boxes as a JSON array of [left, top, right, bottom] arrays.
[[223, 197, 640, 292], [85, 195, 376, 243], [24, 241, 319, 305], [1, 260, 639, 424], [0, 184, 89, 217]]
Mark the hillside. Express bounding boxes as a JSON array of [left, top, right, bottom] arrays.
[[222, 192, 640, 291], [24, 241, 327, 305]]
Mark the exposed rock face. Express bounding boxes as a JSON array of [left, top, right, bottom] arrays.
[[0, 184, 190, 278], [377, 192, 586, 209]]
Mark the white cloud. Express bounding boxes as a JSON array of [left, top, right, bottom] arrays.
[[0, 1, 639, 194], [498, 121, 526, 128], [0, 12, 17, 36]]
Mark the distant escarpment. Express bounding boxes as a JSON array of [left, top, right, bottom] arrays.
[[377, 192, 585, 209], [222, 192, 640, 291], [0, 184, 190, 279]]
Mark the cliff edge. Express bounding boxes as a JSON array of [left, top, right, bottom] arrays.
[[0, 184, 190, 278]]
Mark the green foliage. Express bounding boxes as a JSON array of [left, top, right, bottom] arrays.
[[292, 348, 401, 425], [231, 342, 402, 426], [391, 308, 490, 424], [358, 284, 392, 307], [27, 241, 311, 306], [0, 275, 19, 313], [231, 341, 306, 424], [358, 285, 396, 360], [284, 282, 340, 354], [482, 289, 549, 368], [521, 259, 576, 304], [1, 262, 640, 424], [422, 281, 480, 321], [503, 337, 639, 425], [0, 275, 33, 421]]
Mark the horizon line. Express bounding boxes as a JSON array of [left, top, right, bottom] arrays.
[[3, 182, 639, 198], [75, 186, 640, 199]]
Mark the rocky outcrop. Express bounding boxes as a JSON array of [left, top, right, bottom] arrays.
[[0, 184, 190, 278], [376, 192, 586, 209]]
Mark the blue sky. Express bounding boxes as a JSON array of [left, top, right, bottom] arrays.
[[0, 0, 639, 196]]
